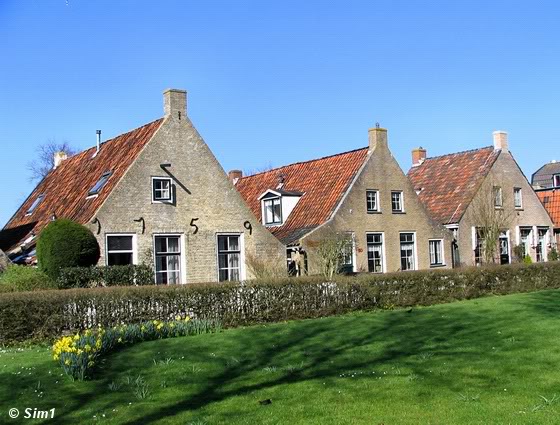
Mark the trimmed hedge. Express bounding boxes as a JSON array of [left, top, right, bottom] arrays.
[[0, 265, 57, 292], [37, 219, 100, 279], [1, 262, 560, 344], [57, 265, 155, 289]]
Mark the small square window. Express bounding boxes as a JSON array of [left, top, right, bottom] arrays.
[[366, 190, 379, 213], [25, 194, 45, 216], [514, 188, 523, 209], [391, 191, 404, 213], [152, 177, 173, 202], [88, 171, 112, 196]]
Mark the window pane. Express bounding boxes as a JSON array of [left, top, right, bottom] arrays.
[[156, 272, 167, 285], [108, 252, 133, 266], [218, 236, 228, 251], [167, 237, 180, 253], [107, 236, 132, 251], [228, 236, 240, 251], [155, 237, 167, 254], [156, 256, 167, 272]]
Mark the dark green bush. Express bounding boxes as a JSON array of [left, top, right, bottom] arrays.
[[57, 265, 154, 289], [1, 262, 560, 344], [0, 265, 57, 292], [36, 219, 100, 279], [549, 248, 559, 262]]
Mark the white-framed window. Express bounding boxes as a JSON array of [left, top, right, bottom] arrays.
[[514, 188, 523, 209], [217, 234, 243, 282], [152, 177, 173, 203], [154, 235, 182, 284], [519, 227, 532, 258], [536, 228, 549, 263], [263, 197, 282, 225], [493, 186, 503, 208], [367, 233, 384, 273], [106, 234, 136, 266], [391, 191, 404, 213], [25, 194, 45, 216], [400, 232, 416, 271], [429, 239, 444, 267], [366, 190, 380, 213], [88, 171, 112, 197], [554, 174, 560, 188]]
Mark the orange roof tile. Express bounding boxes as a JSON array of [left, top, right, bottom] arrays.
[[235, 148, 369, 245], [0, 119, 163, 252], [537, 190, 560, 228], [407, 146, 500, 225]]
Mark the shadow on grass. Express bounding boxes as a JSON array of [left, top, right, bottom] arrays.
[[16, 289, 560, 424]]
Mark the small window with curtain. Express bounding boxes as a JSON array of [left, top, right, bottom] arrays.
[[154, 235, 181, 284], [218, 235, 242, 281], [493, 186, 503, 208], [429, 239, 444, 266], [514, 188, 522, 209], [152, 177, 173, 203], [263, 197, 282, 225], [391, 191, 404, 213], [366, 190, 379, 213], [106, 235, 135, 266]]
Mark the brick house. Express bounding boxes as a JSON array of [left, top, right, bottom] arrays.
[[408, 132, 555, 266], [0, 89, 285, 283], [234, 126, 453, 274], [532, 161, 560, 246]]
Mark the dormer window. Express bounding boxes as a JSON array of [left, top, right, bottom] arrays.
[[152, 177, 173, 203], [88, 171, 112, 197], [554, 174, 560, 188], [258, 188, 303, 227], [25, 194, 45, 216], [263, 197, 282, 225]]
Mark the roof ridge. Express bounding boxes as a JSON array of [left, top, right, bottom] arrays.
[[241, 146, 368, 179], [422, 145, 495, 162]]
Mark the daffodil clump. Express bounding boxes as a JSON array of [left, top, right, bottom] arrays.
[[53, 316, 221, 380]]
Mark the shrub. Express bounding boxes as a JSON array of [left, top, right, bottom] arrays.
[[37, 219, 100, 279], [0, 265, 56, 292], [53, 316, 221, 380], [1, 262, 560, 344], [57, 265, 154, 289], [549, 248, 559, 262], [523, 255, 533, 264]]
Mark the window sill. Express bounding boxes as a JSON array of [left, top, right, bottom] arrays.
[[367, 211, 382, 214], [152, 200, 174, 204], [430, 264, 446, 268], [392, 211, 406, 214]]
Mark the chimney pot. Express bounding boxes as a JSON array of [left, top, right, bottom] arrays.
[[53, 151, 68, 169], [412, 147, 427, 167], [368, 126, 388, 152], [163, 89, 187, 119], [493, 131, 509, 152], [228, 169, 243, 184]]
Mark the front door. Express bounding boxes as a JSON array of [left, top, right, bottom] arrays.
[[499, 232, 510, 265]]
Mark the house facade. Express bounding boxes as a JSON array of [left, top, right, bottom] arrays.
[[235, 126, 453, 274], [532, 161, 560, 246], [0, 89, 285, 283], [408, 132, 555, 266]]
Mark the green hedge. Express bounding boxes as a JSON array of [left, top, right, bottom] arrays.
[[57, 265, 154, 289], [1, 262, 560, 344]]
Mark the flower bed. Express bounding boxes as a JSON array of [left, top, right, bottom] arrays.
[[52, 316, 221, 380]]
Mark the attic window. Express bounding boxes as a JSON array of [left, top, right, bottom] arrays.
[[88, 171, 112, 196], [554, 174, 560, 188], [25, 194, 45, 216], [263, 197, 282, 225]]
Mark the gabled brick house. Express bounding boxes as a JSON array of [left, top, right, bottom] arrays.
[[532, 161, 560, 247], [0, 89, 285, 283], [408, 132, 555, 266], [235, 126, 453, 274]]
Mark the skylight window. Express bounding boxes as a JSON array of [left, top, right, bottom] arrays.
[[25, 194, 45, 216], [88, 171, 112, 196]]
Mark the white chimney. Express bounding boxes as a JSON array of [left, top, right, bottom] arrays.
[[53, 151, 68, 169], [493, 131, 509, 152]]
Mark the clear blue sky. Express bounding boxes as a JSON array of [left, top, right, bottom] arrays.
[[1, 0, 559, 227]]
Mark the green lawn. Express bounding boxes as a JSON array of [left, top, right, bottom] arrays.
[[2, 290, 560, 424]]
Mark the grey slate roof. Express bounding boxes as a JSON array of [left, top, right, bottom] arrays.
[[532, 161, 560, 189]]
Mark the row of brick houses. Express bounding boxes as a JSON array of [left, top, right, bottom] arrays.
[[0, 89, 557, 283]]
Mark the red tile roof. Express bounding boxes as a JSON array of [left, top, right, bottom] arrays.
[[537, 190, 560, 228], [0, 119, 163, 252], [235, 147, 369, 245], [407, 146, 500, 225]]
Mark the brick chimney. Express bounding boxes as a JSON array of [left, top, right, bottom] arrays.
[[493, 131, 508, 152], [53, 151, 68, 169], [228, 170, 243, 184], [368, 125, 388, 152], [411, 147, 427, 167], [163, 89, 187, 120]]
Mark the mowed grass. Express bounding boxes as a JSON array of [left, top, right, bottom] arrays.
[[2, 290, 560, 424]]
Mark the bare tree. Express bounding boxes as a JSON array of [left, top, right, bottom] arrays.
[[27, 139, 76, 182], [243, 162, 276, 176], [468, 179, 515, 264], [315, 232, 353, 280]]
